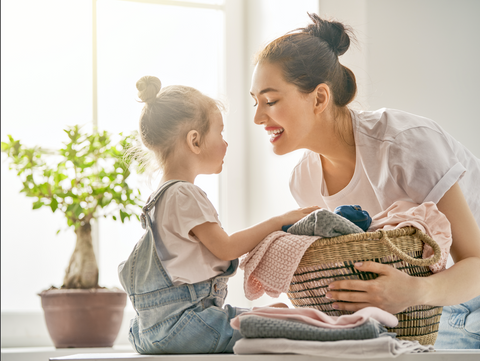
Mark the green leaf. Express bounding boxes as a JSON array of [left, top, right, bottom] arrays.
[[32, 200, 44, 210], [39, 183, 50, 195], [120, 210, 128, 223], [72, 204, 83, 218], [50, 198, 59, 212], [112, 215, 117, 221], [54, 173, 68, 185]]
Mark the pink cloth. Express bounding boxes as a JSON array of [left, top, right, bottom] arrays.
[[231, 306, 398, 330], [239, 231, 318, 300], [369, 201, 452, 273]]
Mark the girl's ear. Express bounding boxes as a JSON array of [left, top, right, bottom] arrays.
[[313, 83, 331, 115], [186, 130, 201, 155]]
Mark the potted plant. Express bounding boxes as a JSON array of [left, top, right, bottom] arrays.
[[1, 125, 143, 348]]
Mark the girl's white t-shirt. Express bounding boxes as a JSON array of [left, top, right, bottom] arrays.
[[290, 108, 480, 226], [153, 182, 230, 285]]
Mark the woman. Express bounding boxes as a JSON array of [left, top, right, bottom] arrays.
[[249, 13, 480, 349]]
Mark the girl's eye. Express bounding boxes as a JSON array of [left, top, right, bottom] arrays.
[[253, 102, 258, 107], [267, 101, 277, 106]]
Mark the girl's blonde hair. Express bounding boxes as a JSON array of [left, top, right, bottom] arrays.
[[134, 76, 221, 171]]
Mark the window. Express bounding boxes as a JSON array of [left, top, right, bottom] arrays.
[[1, 0, 227, 346]]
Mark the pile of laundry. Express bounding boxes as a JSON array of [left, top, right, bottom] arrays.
[[231, 306, 434, 357], [234, 201, 451, 356], [240, 201, 452, 300]]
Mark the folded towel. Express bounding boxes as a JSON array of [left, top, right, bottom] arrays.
[[237, 315, 392, 341], [231, 306, 398, 330], [233, 337, 435, 358]]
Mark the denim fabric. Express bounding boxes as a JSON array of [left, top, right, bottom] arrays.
[[238, 316, 393, 341], [334, 205, 372, 232], [118, 180, 248, 354], [434, 294, 480, 349]]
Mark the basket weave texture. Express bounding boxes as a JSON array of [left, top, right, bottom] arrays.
[[287, 227, 443, 346]]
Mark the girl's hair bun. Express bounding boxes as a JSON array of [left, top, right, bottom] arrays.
[[136, 76, 162, 104], [304, 12, 352, 56]]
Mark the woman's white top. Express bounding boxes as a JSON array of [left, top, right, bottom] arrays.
[[153, 182, 230, 285], [290, 108, 480, 226]]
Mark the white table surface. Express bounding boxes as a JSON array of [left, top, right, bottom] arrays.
[[50, 350, 480, 361]]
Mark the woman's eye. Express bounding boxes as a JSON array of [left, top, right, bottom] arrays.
[[253, 102, 258, 107], [266, 101, 277, 106]]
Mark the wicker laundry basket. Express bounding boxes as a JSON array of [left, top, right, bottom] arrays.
[[287, 227, 443, 346]]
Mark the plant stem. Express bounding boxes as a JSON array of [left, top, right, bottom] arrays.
[[62, 222, 99, 289]]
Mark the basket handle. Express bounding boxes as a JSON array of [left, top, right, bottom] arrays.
[[378, 229, 442, 266]]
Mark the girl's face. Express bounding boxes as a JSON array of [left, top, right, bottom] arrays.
[[200, 110, 228, 174], [250, 61, 317, 155]]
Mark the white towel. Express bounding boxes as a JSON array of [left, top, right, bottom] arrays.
[[233, 337, 434, 358]]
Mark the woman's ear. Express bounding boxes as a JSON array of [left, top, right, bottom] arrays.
[[313, 83, 331, 115], [186, 130, 201, 155]]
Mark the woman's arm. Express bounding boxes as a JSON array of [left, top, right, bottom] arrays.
[[191, 206, 320, 261], [326, 182, 480, 313]]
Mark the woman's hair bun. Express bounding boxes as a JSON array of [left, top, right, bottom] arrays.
[[136, 76, 162, 104], [304, 12, 352, 57]]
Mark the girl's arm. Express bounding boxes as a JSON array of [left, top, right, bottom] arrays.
[[327, 182, 480, 313], [191, 206, 320, 261]]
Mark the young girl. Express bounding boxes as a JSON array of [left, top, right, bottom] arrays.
[[118, 75, 318, 354]]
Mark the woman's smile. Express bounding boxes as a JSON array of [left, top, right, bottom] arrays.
[[266, 127, 284, 143]]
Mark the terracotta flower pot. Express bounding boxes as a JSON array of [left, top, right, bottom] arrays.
[[39, 288, 127, 348]]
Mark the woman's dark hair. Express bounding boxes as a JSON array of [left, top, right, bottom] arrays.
[[255, 13, 357, 107]]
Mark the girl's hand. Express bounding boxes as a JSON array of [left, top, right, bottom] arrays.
[[326, 261, 423, 314], [192, 206, 320, 261], [279, 206, 320, 227]]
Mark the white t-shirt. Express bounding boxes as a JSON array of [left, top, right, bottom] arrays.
[[290, 108, 480, 226], [153, 182, 230, 285]]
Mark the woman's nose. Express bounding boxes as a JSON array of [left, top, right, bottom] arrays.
[[253, 106, 266, 125]]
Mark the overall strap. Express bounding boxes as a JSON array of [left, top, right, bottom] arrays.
[[140, 180, 185, 229]]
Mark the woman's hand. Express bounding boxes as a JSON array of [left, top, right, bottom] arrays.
[[279, 206, 320, 227], [326, 261, 422, 314]]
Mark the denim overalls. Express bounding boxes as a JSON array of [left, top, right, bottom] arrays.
[[118, 180, 247, 354]]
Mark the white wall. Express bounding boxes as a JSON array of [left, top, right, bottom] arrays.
[[318, 0, 480, 157]]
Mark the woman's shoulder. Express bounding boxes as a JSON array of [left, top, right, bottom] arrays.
[[352, 108, 445, 143]]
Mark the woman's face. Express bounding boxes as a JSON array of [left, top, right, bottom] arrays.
[[250, 61, 317, 155]]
